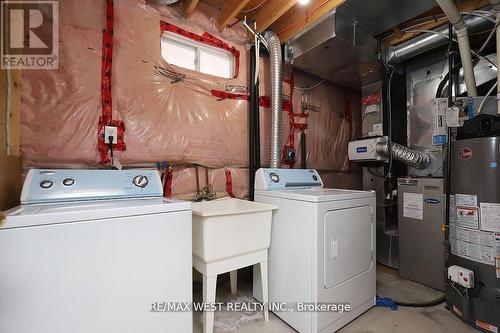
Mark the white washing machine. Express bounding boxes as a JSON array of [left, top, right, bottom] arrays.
[[253, 168, 376, 333], [1, 169, 192, 333]]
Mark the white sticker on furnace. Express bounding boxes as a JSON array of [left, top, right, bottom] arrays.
[[372, 123, 383, 136], [365, 104, 380, 114], [403, 192, 423, 220], [480, 203, 500, 233], [446, 107, 460, 127]]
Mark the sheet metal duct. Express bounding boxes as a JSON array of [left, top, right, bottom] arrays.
[[336, 0, 438, 36], [285, 1, 493, 90], [285, 0, 439, 89], [285, 11, 381, 90], [386, 15, 492, 64]]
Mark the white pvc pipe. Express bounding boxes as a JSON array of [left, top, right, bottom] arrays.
[[489, 0, 500, 114], [436, 0, 478, 97], [456, 27, 478, 97], [477, 82, 497, 114], [436, 0, 463, 27]]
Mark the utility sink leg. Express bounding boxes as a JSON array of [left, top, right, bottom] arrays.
[[230, 270, 238, 295], [203, 274, 217, 333], [260, 261, 269, 322]]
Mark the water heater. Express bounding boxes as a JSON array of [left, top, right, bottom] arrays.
[[447, 115, 500, 332]]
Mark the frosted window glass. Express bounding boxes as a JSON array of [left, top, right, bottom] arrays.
[[161, 38, 196, 71], [160, 32, 235, 79], [199, 49, 233, 79]]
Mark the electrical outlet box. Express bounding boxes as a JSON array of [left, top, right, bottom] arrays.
[[448, 265, 474, 288], [284, 146, 296, 162], [104, 126, 118, 144]]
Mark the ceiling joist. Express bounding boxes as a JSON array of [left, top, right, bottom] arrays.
[[218, 0, 252, 30], [253, 0, 299, 32], [184, 0, 200, 17], [384, 0, 489, 45]]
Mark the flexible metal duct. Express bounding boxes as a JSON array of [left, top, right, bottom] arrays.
[[263, 30, 282, 169], [376, 142, 432, 169]]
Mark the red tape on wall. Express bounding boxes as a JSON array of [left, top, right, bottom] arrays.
[[98, 0, 126, 164], [225, 169, 235, 198]]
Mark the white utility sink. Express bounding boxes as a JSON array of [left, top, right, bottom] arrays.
[[192, 198, 277, 263], [191, 198, 277, 333]]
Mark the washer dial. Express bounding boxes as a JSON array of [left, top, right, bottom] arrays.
[[62, 178, 75, 186], [132, 175, 149, 188], [40, 180, 53, 189]]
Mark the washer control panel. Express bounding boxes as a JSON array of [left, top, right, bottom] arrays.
[[22, 169, 163, 204], [254, 168, 323, 191], [62, 177, 75, 187]]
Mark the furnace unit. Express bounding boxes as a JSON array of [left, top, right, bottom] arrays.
[[398, 177, 445, 291]]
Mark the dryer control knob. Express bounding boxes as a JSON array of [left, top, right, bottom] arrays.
[[269, 173, 280, 183]]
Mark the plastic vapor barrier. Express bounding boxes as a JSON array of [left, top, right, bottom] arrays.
[[21, 0, 361, 196]]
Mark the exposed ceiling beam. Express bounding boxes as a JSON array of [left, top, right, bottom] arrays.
[[184, 0, 200, 17], [270, 0, 345, 42], [384, 0, 489, 46], [392, 26, 403, 39], [218, 0, 252, 30], [384, 18, 447, 45], [253, 0, 299, 32]]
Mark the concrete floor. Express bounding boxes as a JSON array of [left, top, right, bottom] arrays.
[[192, 265, 478, 333]]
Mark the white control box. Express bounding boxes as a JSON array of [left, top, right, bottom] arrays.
[[348, 136, 388, 162], [448, 265, 474, 288]]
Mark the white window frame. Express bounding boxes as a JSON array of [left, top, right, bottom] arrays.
[[161, 31, 235, 79]]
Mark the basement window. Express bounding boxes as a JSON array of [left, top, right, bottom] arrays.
[[161, 32, 234, 79]]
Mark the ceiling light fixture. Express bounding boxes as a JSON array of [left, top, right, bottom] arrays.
[[298, 0, 310, 5]]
